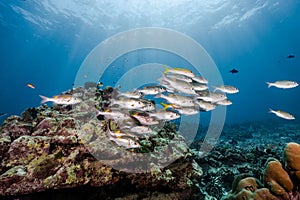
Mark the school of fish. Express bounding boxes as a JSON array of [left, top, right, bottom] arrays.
[[94, 66, 238, 149], [29, 66, 299, 148]]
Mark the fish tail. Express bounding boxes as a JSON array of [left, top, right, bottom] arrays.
[[131, 111, 139, 116], [268, 108, 274, 113], [160, 102, 170, 110], [39, 95, 50, 104], [163, 65, 170, 73], [96, 110, 105, 115], [266, 82, 272, 88]]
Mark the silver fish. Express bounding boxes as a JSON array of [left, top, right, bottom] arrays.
[[164, 66, 195, 78], [122, 125, 153, 135], [117, 90, 143, 99], [96, 109, 131, 122], [131, 113, 160, 125], [107, 126, 137, 139], [160, 75, 196, 95], [137, 99, 156, 112], [195, 100, 216, 111], [166, 73, 193, 83], [197, 92, 227, 103], [160, 103, 198, 116], [216, 99, 232, 106], [269, 108, 295, 120], [192, 82, 208, 91], [192, 76, 208, 84], [110, 98, 146, 110], [39, 95, 82, 105], [148, 110, 181, 121], [213, 85, 239, 94], [155, 93, 195, 107], [109, 136, 140, 149], [138, 85, 166, 95], [266, 81, 299, 89]]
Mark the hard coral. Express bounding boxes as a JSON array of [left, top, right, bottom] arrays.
[[223, 175, 278, 200], [263, 158, 293, 199], [283, 142, 300, 185], [224, 142, 300, 200]]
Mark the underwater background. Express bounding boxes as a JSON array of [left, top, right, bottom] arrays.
[[1, 0, 300, 125], [1, 0, 300, 199]]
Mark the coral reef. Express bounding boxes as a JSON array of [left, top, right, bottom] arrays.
[[263, 158, 293, 199], [0, 87, 203, 199], [1, 85, 300, 199], [283, 142, 300, 186], [223, 142, 300, 200], [224, 174, 277, 200], [190, 121, 300, 199]]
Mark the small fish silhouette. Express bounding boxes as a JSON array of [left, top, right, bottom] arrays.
[[26, 83, 35, 89], [287, 55, 295, 59], [229, 68, 239, 74]]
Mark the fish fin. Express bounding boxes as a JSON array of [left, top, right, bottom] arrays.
[[154, 93, 162, 98], [266, 82, 272, 88], [173, 67, 190, 72], [212, 86, 217, 92], [268, 108, 275, 113], [197, 91, 208, 96], [39, 95, 50, 104], [132, 112, 139, 116]]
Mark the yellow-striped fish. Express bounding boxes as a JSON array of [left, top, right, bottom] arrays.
[[163, 66, 195, 78]]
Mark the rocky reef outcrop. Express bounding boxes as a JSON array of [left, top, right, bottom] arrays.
[[0, 87, 202, 199]]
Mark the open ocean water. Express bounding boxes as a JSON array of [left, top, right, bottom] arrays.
[[0, 0, 300, 199]]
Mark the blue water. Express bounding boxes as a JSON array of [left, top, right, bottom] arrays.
[[0, 0, 300, 125]]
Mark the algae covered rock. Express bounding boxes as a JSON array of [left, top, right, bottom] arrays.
[[0, 87, 203, 199]]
